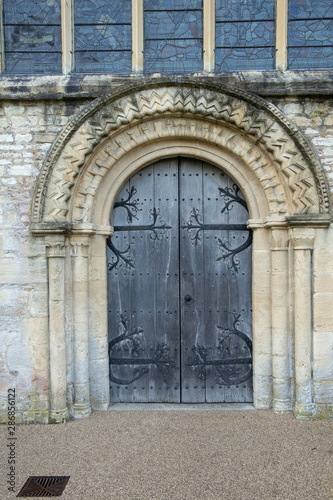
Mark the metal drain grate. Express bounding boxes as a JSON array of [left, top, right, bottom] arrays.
[[17, 476, 70, 497]]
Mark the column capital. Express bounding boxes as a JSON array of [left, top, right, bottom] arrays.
[[271, 227, 289, 250], [69, 235, 90, 258], [45, 235, 67, 258]]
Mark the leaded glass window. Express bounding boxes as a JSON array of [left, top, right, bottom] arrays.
[[215, 0, 275, 71], [144, 0, 203, 73], [3, 0, 62, 74], [288, 0, 333, 69], [74, 0, 132, 73]]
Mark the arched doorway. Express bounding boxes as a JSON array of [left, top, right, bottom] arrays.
[[30, 80, 331, 422], [107, 157, 252, 403]]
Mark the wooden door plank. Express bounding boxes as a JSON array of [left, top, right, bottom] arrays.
[[180, 158, 206, 403], [108, 159, 180, 403]]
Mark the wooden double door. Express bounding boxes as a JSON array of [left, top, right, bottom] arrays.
[[107, 157, 252, 403]]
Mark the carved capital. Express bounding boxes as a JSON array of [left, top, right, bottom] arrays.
[[69, 237, 90, 258], [271, 228, 289, 251], [45, 236, 67, 258]]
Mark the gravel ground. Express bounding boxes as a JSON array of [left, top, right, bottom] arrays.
[[1, 408, 332, 500]]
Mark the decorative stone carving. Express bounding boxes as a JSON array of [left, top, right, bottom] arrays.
[[32, 80, 330, 225], [29, 80, 332, 421]]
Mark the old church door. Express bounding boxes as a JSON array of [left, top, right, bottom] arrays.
[[107, 158, 252, 403]]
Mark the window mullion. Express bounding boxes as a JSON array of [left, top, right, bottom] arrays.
[[132, 0, 143, 74], [276, 0, 288, 71], [61, 0, 73, 74], [203, 0, 215, 73]]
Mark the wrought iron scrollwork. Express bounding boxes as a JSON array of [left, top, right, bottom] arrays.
[[109, 316, 175, 385], [107, 184, 172, 271], [218, 184, 248, 213], [181, 184, 251, 272], [216, 231, 253, 273], [113, 186, 141, 223], [186, 314, 252, 386]]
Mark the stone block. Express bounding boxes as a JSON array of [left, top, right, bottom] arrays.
[[313, 292, 333, 332], [313, 382, 333, 404], [313, 332, 333, 381], [0, 133, 14, 143], [7, 344, 33, 371], [23, 317, 48, 344], [29, 288, 48, 317], [4, 105, 25, 116]]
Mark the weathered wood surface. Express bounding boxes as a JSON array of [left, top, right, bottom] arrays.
[[107, 158, 252, 403]]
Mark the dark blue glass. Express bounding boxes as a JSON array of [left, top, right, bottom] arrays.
[[288, 0, 333, 69], [216, 21, 274, 48], [289, 0, 333, 20], [75, 0, 131, 24], [4, 52, 62, 74], [3, 0, 61, 74], [216, 0, 274, 21], [215, 47, 275, 71], [145, 39, 203, 73], [289, 46, 333, 69], [145, 0, 202, 10], [75, 51, 132, 73], [3, 0, 61, 24], [289, 19, 333, 46], [144, 0, 203, 73], [74, 0, 132, 73], [215, 0, 275, 71]]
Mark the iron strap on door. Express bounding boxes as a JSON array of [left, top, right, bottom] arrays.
[[107, 158, 253, 403]]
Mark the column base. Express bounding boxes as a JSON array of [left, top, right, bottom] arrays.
[[71, 403, 91, 419], [50, 407, 69, 424], [295, 402, 314, 419], [273, 397, 292, 413]]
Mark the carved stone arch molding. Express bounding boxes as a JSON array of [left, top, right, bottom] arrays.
[[30, 79, 331, 422]]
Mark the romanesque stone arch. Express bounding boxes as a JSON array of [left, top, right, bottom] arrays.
[[30, 79, 332, 422]]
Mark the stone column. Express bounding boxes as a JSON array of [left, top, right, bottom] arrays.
[[271, 227, 291, 413], [248, 221, 272, 409], [292, 228, 315, 418], [89, 227, 113, 410], [45, 236, 68, 423], [70, 236, 91, 418]]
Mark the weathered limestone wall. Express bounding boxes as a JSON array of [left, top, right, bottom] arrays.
[[0, 74, 332, 422], [0, 99, 90, 422]]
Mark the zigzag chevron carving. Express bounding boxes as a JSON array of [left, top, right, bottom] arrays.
[[32, 82, 329, 223]]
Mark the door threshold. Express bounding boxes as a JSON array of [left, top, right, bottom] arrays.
[[108, 403, 255, 411]]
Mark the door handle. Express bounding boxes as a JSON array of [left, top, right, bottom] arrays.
[[184, 295, 194, 304]]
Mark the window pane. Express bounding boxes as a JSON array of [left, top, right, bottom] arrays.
[[74, 0, 132, 73], [215, 0, 275, 71], [289, 0, 333, 20], [3, 0, 61, 24], [3, 0, 61, 74], [144, 0, 203, 73], [288, 0, 333, 69], [215, 0, 274, 21], [215, 47, 275, 71]]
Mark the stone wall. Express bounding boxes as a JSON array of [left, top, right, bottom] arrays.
[[0, 74, 332, 422], [0, 99, 90, 422]]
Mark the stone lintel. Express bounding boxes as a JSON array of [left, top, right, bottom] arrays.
[[3, 72, 333, 100]]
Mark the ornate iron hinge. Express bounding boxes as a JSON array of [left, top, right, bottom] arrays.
[[182, 184, 252, 272], [107, 186, 171, 270], [186, 314, 252, 386], [109, 316, 176, 385]]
